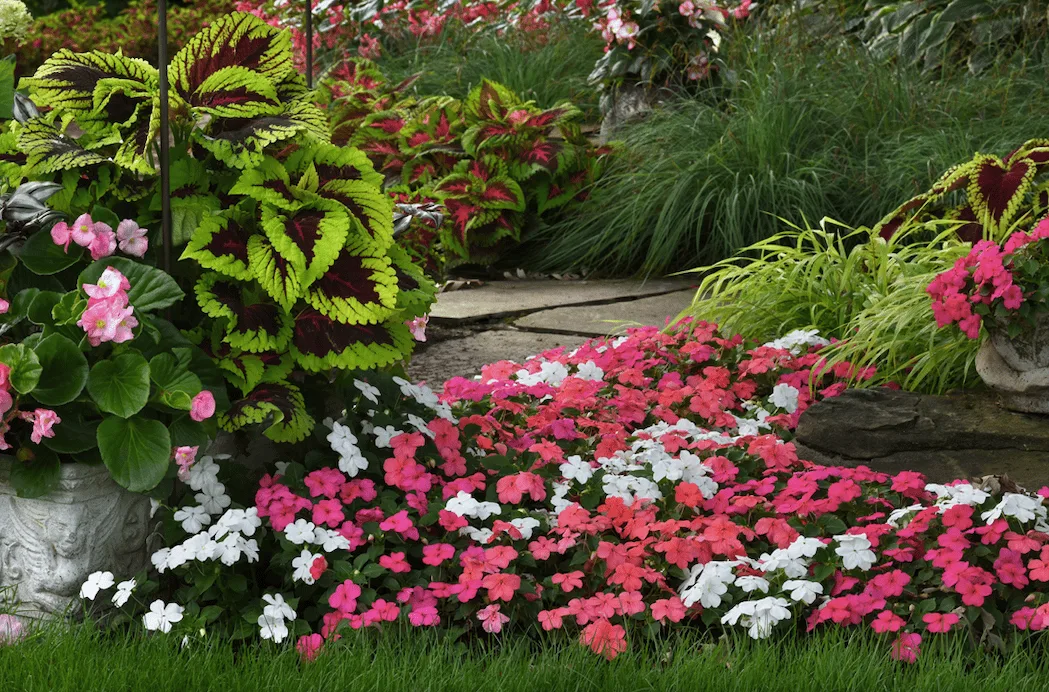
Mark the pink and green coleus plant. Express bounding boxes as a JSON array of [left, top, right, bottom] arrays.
[[927, 217, 1049, 340], [0, 206, 224, 497], [79, 321, 1049, 664]]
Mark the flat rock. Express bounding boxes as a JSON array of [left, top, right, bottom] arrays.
[[430, 279, 694, 322], [407, 329, 588, 390], [794, 388, 1049, 488], [513, 289, 695, 336]]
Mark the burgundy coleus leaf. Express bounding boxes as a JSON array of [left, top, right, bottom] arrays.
[[261, 201, 350, 289], [524, 108, 569, 129], [305, 250, 398, 324], [950, 204, 982, 243], [968, 155, 1036, 232], [521, 139, 561, 171], [481, 181, 519, 204], [876, 195, 930, 240], [182, 213, 255, 280], [197, 273, 292, 353], [290, 307, 411, 372], [367, 115, 406, 135], [170, 12, 294, 106], [220, 380, 314, 443]]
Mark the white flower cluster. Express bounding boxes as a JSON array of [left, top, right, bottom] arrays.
[[925, 482, 990, 511], [721, 597, 793, 639], [756, 536, 828, 577], [515, 361, 569, 388], [152, 507, 262, 572], [982, 492, 1049, 529], [283, 518, 351, 552], [393, 376, 455, 421], [832, 533, 876, 571], [79, 570, 137, 608], [257, 593, 296, 643], [326, 420, 368, 476], [0, 0, 31, 43], [762, 329, 830, 355]]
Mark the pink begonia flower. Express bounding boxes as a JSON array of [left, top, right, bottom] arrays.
[[78, 300, 137, 347], [477, 604, 509, 634], [84, 267, 131, 301], [70, 214, 97, 247], [174, 446, 198, 481], [21, 408, 60, 444], [296, 633, 324, 662], [50, 221, 72, 251], [0, 299, 8, 314], [405, 314, 428, 342], [190, 390, 216, 422], [116, 220, 149, 258], [0, 614, 24, 645], [88, 226, 117, 260], [0, 390, 12, 416], [890, 632, 921, 664]]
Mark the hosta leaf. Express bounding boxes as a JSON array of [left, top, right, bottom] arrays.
[[182, 213, 255, 280], [246, 234, 303, 310], [290, 307, 411, 373], [169, 12, 294, 106], [304, 250, 398, 324], [219, 380, 313, 442], [260, 200, 349, 289]]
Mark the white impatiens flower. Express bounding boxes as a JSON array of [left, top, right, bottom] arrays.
[[768, 383, 800, 414], [212, 508, 261, 538], [173, 505, 211, 534], [734, 576, 770, 594], [151, 548, 173, 573], [445, 491, 501, 520], [509, 517, 541, 540], [680, 561, 736, 608], [925, 483, 990, 510], [763, 329, 830, 354], [113, 579, 136, 607], [291, 550, 322, 585], [195, 482, 231, 515], [79, 571, 114, 601], [353, 379, 381, 405], [721, 597, 792, 639], [186, 456, 221, 492], [315, 527, 351, 553], [834, 534, 876, 571], [981, 493, 1047, 525], [560, 455, 593, 485], [284, 519, 318, 545], [262, 594, 296, 622], [143, 600, 184, 633], [887, 504, 925, 528], [782, 579, 823, 605], [575, 360, 605, 381], [372, 425, 403, 448], [257, 613, 289, 643]]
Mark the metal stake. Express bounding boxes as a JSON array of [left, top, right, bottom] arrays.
[[305, 0, 313, 88], [158, 0, 172, 273]]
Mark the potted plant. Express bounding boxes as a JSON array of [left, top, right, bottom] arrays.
[[927, 218, 1049, 412], [0, 205, 222, 618]]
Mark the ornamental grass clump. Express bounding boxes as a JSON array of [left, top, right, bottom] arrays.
[[70, 321, 1049, 665]]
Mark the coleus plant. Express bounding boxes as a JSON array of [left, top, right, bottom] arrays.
[[0, 205, 223, 497], [874, 139, 1049, 243], [181, 141, 436, 443]]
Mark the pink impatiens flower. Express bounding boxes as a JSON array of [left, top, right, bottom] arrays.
[[890, 632, 921, 664], [329, 580, 362, 614], [477, 604, 509, 634], [922, 612, 960, 634], [190, 390, 216, 422]]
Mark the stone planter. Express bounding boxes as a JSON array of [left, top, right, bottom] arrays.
[[976, 318, 1049, 414], [0, 460, 152, 619], [599, 83, 661, 144]]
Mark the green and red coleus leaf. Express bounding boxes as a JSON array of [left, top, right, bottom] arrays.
[[16, 119, 108, 175], [304, 249, 398, 325], [193, 100, 330, 170], [219, 380, 314, 442], [290, 307, 411, 373], [260, 199, 350, 289], [169, 12, 294, 113], [182, 212, 255, 280], [195, 272, 293, 353], [246, 234, 303, 310], [967, 154, 1037, 234], [216, 349, 292, 396], [388, 244, 438, 317]]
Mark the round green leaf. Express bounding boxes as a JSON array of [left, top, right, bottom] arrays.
[[33, 334, 89, 405], [27, 290, 62, 326], [78, 257, 184, 314], [18, 230, 82, 275], [8, 446, 61, 498], [149, 352, 202, 410], [87, 352, 151, 418], [42, 411, 99, 454], [0, 343, 41, 394], [97, 415, 171, 492]]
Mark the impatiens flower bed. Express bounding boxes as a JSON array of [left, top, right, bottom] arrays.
[[81, 321, 1049, 663]]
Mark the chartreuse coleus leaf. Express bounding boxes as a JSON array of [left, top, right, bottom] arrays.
[[195, 272, 293, 352], [21, 49, 158, 123], [260, 198, 350, 290], [192, 100, 330, 170], [245, 234, 303, 311], [181, 213, 256, 281], [219, 380, 314, 443], [304, 248, 398, 325], [289, 307, 412, 373]]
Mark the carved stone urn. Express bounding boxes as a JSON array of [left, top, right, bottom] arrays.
[[976, 317, 1049, 414], [0, 460, 152, 619]]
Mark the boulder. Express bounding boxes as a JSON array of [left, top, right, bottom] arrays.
[[794, 388, 1049, 489]]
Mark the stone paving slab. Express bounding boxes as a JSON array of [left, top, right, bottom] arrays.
[[430, 278, 694, 322], [407, 329, 588, 389], [513, 289, 695, 337]]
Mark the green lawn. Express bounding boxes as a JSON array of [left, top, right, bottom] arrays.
[[4, 625, 1049, 691]]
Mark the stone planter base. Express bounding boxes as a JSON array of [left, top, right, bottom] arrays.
[[0, 461, 152, 619], [976, 332, 1049, 415]]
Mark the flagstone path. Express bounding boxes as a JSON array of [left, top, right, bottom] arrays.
[[407, 278, 696, 387]]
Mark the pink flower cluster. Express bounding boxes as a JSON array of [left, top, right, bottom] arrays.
[[76, 266, 138, 346], [927, 219, 1049, 338], [0, 358, 60, 450], [51, 215, 148, 260]]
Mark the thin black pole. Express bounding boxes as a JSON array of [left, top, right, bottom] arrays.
[[158, 0, 172, 273], [305, 0, 313, 89]]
